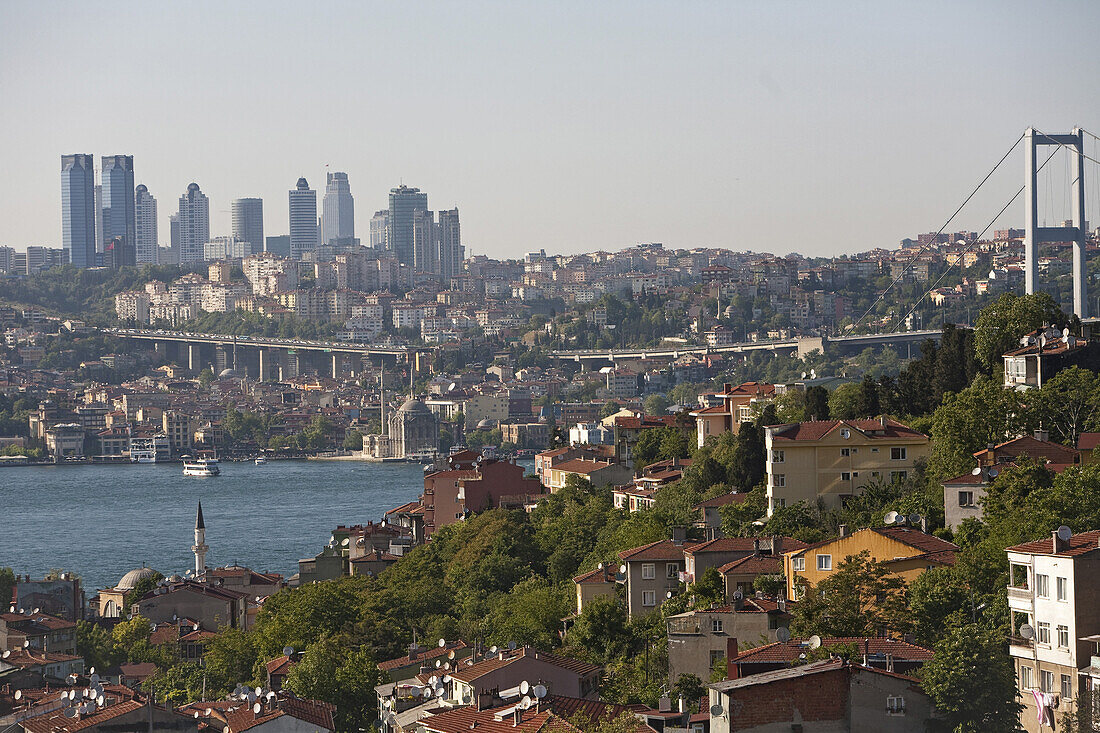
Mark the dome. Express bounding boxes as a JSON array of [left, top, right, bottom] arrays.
[[219, 368, 239, 378], [116, 566, 157, 591], [398, 398, 430, 414], [187, 182, 200, 193], [296, 177, 309, 190], [476, 419, 495, 430]]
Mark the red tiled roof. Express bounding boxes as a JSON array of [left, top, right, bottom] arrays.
[[687, 536, 807, 555], [620, 539, 698, 562], [21, 699, 146, 733], [1008, 530, 1100, 557], [418, 706, 554, 733], [572, 568, 615, 585], [265, 655, 294, 675], [768, 418, 927, 442], [1079, 433, 1100, 451], [378, 641, 469, 672], [732, 637, 933, 664], [787, 526, 957, 558], [717, 555, 784, 575], [552, 459, 617, 474], [448, 648, 600, 683], [694, 492, 749, 509]]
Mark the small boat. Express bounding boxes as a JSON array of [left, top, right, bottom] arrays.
[[254, 456, 268, 465], [183, 458, 220, 477]]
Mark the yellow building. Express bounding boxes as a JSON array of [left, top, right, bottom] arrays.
[[764, 417, 929, 515], [781, 525, 958, 600]]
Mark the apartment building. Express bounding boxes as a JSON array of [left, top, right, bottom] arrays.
[[691, 381, 776, 448], [764, 417, 929, 515], [1006, 530, 1100, 732]]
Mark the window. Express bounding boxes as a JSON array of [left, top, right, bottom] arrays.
[[1020, 664, 1033, 689], [709, 649, 724, 666], [1062, 674, 1073, 700], [711, 618, 724, 633], [1058, 625, 1069, 648], [642, 590, 656, 607], [1041, 670, 1055, 693], [772, 474, 786, 488], [666, 563, 679, 579], [841, 472, 851, 481], [890, 470, 908, 482], [1057, 577, 1068, 601], [891, 447, 907, 460], [772, 450, 785, 463], [1037, 622, 1051, 645], [841, 448, 851, 457], [1036, 574, 1049, 598], [792, 557, 805, 572], [886, 696, 905, 715], [817, 554, 833, 571], [641, 563, 655, 580], [958, 491, 975, 507]]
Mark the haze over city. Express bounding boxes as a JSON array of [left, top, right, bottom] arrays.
[[4, 0, 1100, 258]]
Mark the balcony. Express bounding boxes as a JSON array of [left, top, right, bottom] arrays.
[[1007, 585, 1032, 602], [1009, 635, 1035, 656]]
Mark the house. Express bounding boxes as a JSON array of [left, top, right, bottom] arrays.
[[666, 597, 793, 684], [718, 554, 786, 601], [377, 641, 472, 682], [724, 636, 934, 679], [690, 382, 775, 448], [178, 693, 336, 733], [14, 688, 198, 733], [421, 646, 603, 706], [571, 566, 618, 616], [0, 612, 77, 655], [1006, 529, 1100, 732], [693, 493, 749, 541], [265, 653, 296, 690], [543, 457, 633, 491], [419, 451, 545, 537], [782, 525, 957, 601], [0, 648, 84, 680], [1079, 432, 1100, 463], [1003, 327, 1100, 390], [132, 580, 248, 631], [764, 417, 930, 515], [612, 413, 689, 465], [707, 659, 938, 733], [619, 537, 698, 617], [942, 434, 1081, 529], [683, 536, 806, 589]]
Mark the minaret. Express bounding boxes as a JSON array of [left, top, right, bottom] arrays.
[[191, 501, 208, 578]]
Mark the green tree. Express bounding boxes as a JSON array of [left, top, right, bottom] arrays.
[[76, 620, 118, 671], [342, 429, 364, 451], [0, 567, 14, 610], [285, 637, 384, 733], [803, 386, 830, 421], [124, 571, 164, 607], [672, 673, 704, 706], [197, 368, 214, 388], [928, 375, 1025, 479], [853, 374, 880, 418], [144, 662, 206, 705], [789, 552, 910, 637], [828, 383, 862, 420], [1031, 366, 1100, 446], [921, 621, 1022, 733], [728, 423, 765, 493], [566, 594, 630, 662], [973, 292, 1065, 370], [643, 394, 670, 416], [600, 401, 622, 419]]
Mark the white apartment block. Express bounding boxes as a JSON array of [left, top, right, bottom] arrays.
[[115, 291, 151, 323]]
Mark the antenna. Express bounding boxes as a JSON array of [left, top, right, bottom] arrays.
[[808, 635, 822, 650], [1058, 526, 1073, 542], [776, 627, 791, 642], [884, 511, 898, 525]]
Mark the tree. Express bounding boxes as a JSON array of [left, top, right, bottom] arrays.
[[672, 673, 704, 706], [197, 368, 214, 388], [921, 621, 1022, 732], [728, 423, 765, 492], [853, 374, 880, 418], [644, 394, 670, 415], [1031, 366, 1100, 446], [285, 637, 384, 733], [342, 429, 364, 451], [803, 386, 830, 421], [567, 594, 630, 662], [0, 567, 14, 610], [124, 571, 164, 607], [600, 401, 622, 419], [828, 383, 862, 420], [928, 375, 1026, 479], [974, 292, 1065, 369], [789, 552, 910, 637]]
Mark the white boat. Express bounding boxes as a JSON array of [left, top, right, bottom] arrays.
[[182, 458, 220, 477], [254, 456, 268, 465]]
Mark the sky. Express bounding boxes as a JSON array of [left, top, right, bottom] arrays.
[[3, 0, 1100, 259]]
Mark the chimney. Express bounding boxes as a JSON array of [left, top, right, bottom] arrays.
[[1034, 429, 1050, 442], [726, 638, 739, 680], [724, 383, 732, 393], [409, 643, 418, 661], [838, 524, 848, 538], [1053, 531, 1065, 553], [879, 415, 887, 429], [671, 526, 687, 545]]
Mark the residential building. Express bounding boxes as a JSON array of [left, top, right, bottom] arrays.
[[60, 154, 96, 268], [45, 424, 84, 461], [289, 177, 318, 259], [543, 456, 633, 491], [782, 525, 957, 601], [764, 417, 930, 515], [1003, 327, 1100, 390], [376, 641, 472, 683], [667, 598, 792, 683], [231, 198, 264, 252], [178, 183, 210, 264], [708, 659, 937, 733], [388, 185, 428, 268], [0, 612, 78, 655], [203, 236, 252, 261], [101, 155, 135, 267], [691, 382, 775, 448], [134, 184, 158, 264], [571, 566, 618, 616], [419, 451, 544, 538], [620, 538, 698, 617], [265, 234, 291, 257], [726, 636, 933, 679], [1007, 529, 1100, 732], [131, 580, 247, 631], [605, 368, 639, 399], [321, 172, 354, 246]]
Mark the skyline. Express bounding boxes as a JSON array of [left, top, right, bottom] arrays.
[[5, 2, 1100, 258]]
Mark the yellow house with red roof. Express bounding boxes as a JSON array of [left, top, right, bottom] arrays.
[[764, 417, 929, 515], [781, 525, 957, 600]]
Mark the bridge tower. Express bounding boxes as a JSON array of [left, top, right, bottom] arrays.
[[1024, 128, 1088, 317]]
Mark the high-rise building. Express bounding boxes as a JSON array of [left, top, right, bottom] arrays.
[[135, 185, 158, 265], [289, 177, 318, 260], [232, 198, 264, 252], [265, 235, 291, 257], [437, 208, 463, 280], [60, 154, 97, 268], [178, 183, 210, 264], [322, 172, 354, 246], [412, 209, 436, 274], [388, 185, 428, 268], [370, 210, 389, 250], [101, 155, 135, 266], [94, 183, 104, 255]]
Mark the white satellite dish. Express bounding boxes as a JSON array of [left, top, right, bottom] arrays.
[[1039, 335, 1047, 348], [253, 702, 262, 714], [1, 650, 9, 659], [442, 675, 452, 683], [32, 608, 39, 614], [619, 564, 627, 575], [1020, 623, 1035, 640], [96, 695, 104, 707], [1064, 327, 1071, 338], [840, 428, 850, 439], [14, 689, 21, 699], [341, 538, 349, 547], [435, 660, 441, 668], [808, 635, 822, 650], [520, 696, 532, 709], [489, 646, 499, 655], [255, 687, 263, 697], [1058, 526, 1073, 542], [776, 627, 791, 642], [520, 681, 530, 695], [884, 511, 898, 525], [971, 467, 982, 476], [448, 650, 456, 660], [194, 711, 201, 719], [438, 638, 446, 648]]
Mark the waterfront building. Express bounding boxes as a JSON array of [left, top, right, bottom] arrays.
[[288, 177, 317, 259], [135, 184, 158, 264], [387, 185, 428, 268], [387, 397, 438, 459], [231, 197, 264, 252], [321, 172, 354, 246], [178, 183, 210, 264], [60, 154, 96, 268]]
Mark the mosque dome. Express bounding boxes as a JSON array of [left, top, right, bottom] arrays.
[[116, 566, 157, 591], [398, 398, 430, 414], [476, 419, 495, 430], [218, 368, 239, 379]]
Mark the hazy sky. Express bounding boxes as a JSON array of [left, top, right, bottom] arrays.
[[3, 1, 1100, 258]]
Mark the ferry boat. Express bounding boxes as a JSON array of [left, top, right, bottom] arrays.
[[182, 457, 220, 477], [254, 456, 268, 465]]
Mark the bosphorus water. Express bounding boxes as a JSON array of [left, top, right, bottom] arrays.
[[0, 460, 429, 592]]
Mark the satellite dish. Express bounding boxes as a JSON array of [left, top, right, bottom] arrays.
[[908, 513, 922, 526], [884, 511, 898, 525], [96, 695, 104, 707], [776, 627, 791, 642], [255, 687, 263, 697], [206, 708, 213, 716], [442, 675, 452, 683], [429, 676, 439, 686], [971, 467, 982, 476], [1040, 335, 1047, 348], [710, 704, 724, 717], [1058, 526, 1073, 542], [619, 564, 627, 575], [1064, 327, 1071, 338], [253, 702, 262, 714], [438, 638, 446, 648], [282, 646, 294, 657], [597, 562, 604, 570], [801, 372, 807, 379], [411, 687, 422, 697], [508, 641, 517, 650], [520, 696, 532, 709], [988, 467, 1000, 478], [733, 590, 744, 601], [435, 660, 441, 668], [194, 711, 201, 719], [340, 537, 349, 547], [150, 623, 157, 631], [32, 607, 39, 614], [533, 684, 547, 699], [1, 650, 8, 658], [14, 689, 21, 699], [808, 635, 822, 650], [448, 650, 456, 660], [666, 590, 674, 599], [520, 681, 530, 695], [894, 514, 906, 525], [1020, 623, 1035, 640], [489, 646, 499, 655], [810, 369, 817, 379], [840, 429, 851, 439], [23, 640, 29, 648]]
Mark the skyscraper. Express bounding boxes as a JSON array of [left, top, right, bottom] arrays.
[[61, 154, 96, 268], [412, 209, 436, 274], [232, 198, 264, 252], [135, 185, 158, 265], [388, 185, 428, 268], [370, 210, 389, 250], [289, 177, 318, 260], [101, 155, 135, 267], [178, 183, 210, 264], [321, 172, 354, 246], [437, 208, 463, 280]]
